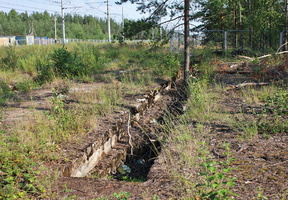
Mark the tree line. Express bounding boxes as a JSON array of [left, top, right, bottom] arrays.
[[0, 9, 122, 40], [192, 0, 286, 50], [2, 0, 286, 50], [117, 0, 287, 51]]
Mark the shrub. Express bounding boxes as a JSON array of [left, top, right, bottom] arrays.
[[1, 46, 19, 70], [51, 47, 88, 78], [35, 59, 55, 85]]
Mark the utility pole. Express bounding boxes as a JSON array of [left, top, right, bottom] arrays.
[[28, 20, 36, 36], [61, 0, 66, 44], [107, 0, 111, 42], [54, 15, 57, 42], [122, 7, 124, 41]]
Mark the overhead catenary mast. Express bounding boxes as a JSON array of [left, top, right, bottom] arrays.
[[61, 0, 66, 44], [107, 0, 111, 42], [53, 0, 66, 44], [54, 15, 57, 42], [122, 7, 124, 41]]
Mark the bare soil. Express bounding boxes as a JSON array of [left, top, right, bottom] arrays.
[[1, 59, 288, 199]]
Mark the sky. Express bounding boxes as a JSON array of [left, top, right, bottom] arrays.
[[0, 0, 146, 22]]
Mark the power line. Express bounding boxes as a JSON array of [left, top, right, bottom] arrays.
[[0, 1, 58, 13], [0, 0, 140, 23], [0, 5, 34, 12], [28, 0, 56, 7]]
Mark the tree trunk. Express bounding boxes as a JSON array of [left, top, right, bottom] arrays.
[[184, 0, 190, 82], [284, 0, 288, 51]]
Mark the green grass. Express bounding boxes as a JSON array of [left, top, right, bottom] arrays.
[[0, 42, 182, 199], [1, 44, 287, 199], [159, 77, 238, 199], [159, 53, 288, 197]]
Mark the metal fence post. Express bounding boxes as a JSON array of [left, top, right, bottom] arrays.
[[280, 31, 283, 51], [178, 32, 181, 52], [170, 33, 174, 52], [223, 31, 228, 51]]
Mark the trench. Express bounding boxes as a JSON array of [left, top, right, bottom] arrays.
[[112, 139, 161, 181], [63, 79, 187, 181], [114, 87, 188, 181]]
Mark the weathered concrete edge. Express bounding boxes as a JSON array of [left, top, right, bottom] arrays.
[[62, 80, 172, 178]]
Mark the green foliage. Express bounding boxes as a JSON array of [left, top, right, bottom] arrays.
[[196, 157, 237, 200], [0, 46, 18, 70], [15, 79, 36, 93], [122, 19, 157, 40], [43, 95, 76, 142], [0, 9, 121, 40], [160, 74, 239, 199], [185, 77, 216, 123], [72, 44, 104, 72], [0, 81, 14, 105], [139, 50, 180, 77], [1, 43, 180, 86], [0, 43, 183, 199], [262, 89, 288, 114], [118, 176, 146, 182], [257, 117, 287, 135], [94, 86, 123, 116], [256, 88, 288, 134], [155, 53, 180, 77], [0, 132, 44, 199], [112, 192, 131, 200], [192, 0, 284, 50], [105, 45, 121, 60], [51, 47, 88, 78], [35, 60, 55, 85]]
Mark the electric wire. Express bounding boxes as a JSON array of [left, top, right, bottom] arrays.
[[0, 0, 142, 22]]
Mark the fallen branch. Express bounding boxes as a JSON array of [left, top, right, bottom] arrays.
[[216, 70, 252, 74], [229, 82, 270, 90], [127, 112, 133, 155], [238, 55, 254, 60], [258, 51, 288, 59], [237, 50, 288, 60], [277, 42, 288, 53]]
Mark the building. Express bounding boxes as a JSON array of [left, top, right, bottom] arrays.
[[0, 36, 16, 46]]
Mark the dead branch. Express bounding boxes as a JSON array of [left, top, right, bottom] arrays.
[[127, 112, 133, 155], [216, 70, 252, 74], [258, 51, 288, 59], [238, 55, 254, 60], [238, 50, 288, 60], [228, 82, 270, 90], [277, 42, 288, 53]]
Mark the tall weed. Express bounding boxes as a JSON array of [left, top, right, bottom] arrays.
[[160, 76, 237, 199], [185, 77, 218, 123], [0, 46, 18, 70]]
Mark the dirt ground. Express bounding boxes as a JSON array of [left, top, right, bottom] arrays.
[[1, 58, 288, 199]]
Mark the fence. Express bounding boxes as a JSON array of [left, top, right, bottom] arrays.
[[170, 30, 285, 53], [2, 30, 284, 53]]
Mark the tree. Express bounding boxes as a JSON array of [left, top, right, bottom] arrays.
[[116, 0, 192, 81], [0, 10, 122, 40], [184, 0, 190, 81], [122, 19, 156, 40], [192, 0, 285, 51]]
